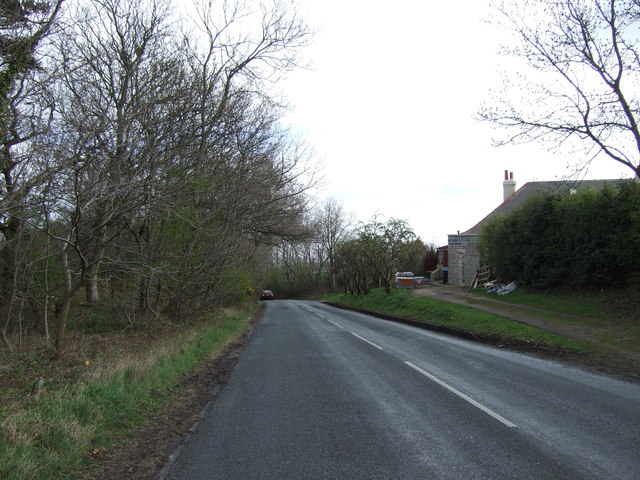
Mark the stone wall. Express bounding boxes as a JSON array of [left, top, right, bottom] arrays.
[[447, 234, 482, 286]]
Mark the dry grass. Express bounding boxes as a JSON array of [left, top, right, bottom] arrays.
[[0, 306, 257, 480]]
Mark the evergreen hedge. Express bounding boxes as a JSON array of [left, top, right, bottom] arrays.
[[479, 181, 640, 289]]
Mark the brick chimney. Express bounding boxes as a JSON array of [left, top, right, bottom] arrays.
[[503, 170, 516, 201]]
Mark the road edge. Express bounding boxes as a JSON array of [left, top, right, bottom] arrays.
[[323, 301, 480, 341], [156, 305, 265, 480]]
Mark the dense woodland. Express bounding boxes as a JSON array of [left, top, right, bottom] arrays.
[[0, 0, 321, 355]]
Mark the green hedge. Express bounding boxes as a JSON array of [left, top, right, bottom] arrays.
[[480, 181, 640, 289]]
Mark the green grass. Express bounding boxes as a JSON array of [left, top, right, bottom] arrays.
[[0, 307, 256, 480], [326, 288, 588, 353], [471, 288, 621, 319]]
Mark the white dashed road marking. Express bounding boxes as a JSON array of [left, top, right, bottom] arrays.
[[351, 332, 383, 350], [404, 361, 517, 428]]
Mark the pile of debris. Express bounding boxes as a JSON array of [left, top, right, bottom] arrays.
[[484, 280, 519, 296]]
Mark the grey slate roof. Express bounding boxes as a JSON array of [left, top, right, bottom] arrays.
[[463, 179, 629, 235]]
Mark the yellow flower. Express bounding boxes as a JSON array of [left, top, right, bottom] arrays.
[[84, 360, 90, 366]]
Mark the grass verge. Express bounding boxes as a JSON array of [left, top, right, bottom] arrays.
[[326, 288, 588, 353], [471, 288, 640, 354], [0, 306, 256, 480], [471, 288, 622, 319]]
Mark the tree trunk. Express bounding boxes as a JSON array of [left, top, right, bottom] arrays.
[[42, 238, 50, 342], [84, 241, 106, 304], [137, 275, 150, 313], [56, 244, 82, 358], [84, 271, 100, 304], [56, 292, 73, 358], [1, 330, 12, 352], [56, 245, 72, 357], [1, 232, 22, 351]]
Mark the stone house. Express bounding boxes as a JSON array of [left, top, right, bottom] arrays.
[[446, 171, 626, 286]]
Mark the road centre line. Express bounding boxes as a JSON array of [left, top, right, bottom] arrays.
[[351, 332, 383, 350], [404, 362, 517, 429], [327, 319, 343, 329]]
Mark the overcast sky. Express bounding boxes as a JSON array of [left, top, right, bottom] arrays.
[[280, 0, 633, 245]]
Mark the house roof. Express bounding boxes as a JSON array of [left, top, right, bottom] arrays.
[[462, 178, 630, 235]]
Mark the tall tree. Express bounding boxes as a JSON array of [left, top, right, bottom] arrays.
[[479, 0, 640, 178], [178, 0, 313, 242], [312, 197, 353, 290], [0, 0, 64, 349], [54, 0, 175, 306], [334, 236, 374, 295], [357, 216, 418, 295], [0, 0, 64, 237]]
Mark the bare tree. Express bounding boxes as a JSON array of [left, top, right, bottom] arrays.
[[479, 0, 640, 178], [312, 197, 353, 290], [178, 0, 315, 243], [0, 0, 64, 237], [55, 0, 176, 306]]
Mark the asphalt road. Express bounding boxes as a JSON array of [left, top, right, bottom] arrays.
[[164, 300, 640, 479]]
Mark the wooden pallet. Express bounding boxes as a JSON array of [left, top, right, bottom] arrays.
[[470, 266, 492, 290]]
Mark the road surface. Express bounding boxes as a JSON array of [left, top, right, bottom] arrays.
[[164, 300, 640, 479]]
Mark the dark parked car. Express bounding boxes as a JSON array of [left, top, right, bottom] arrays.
[[260, 290, 274, 300]]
